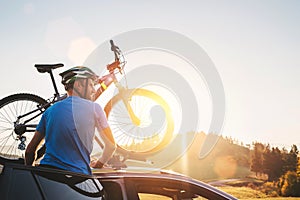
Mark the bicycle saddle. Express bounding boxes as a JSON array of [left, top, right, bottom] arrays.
[[35, 63, 64, 73]]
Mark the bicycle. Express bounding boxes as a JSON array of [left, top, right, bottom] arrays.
[[0, 40, 174, 166]]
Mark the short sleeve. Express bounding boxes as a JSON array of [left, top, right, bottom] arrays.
[[94, 103, 109, 130], [36, 111, 47, 135]]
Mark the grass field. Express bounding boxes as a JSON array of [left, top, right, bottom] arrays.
[[218, 186, 300, 200], [137, 184, 300, 199], [218, 186, 268, 199]]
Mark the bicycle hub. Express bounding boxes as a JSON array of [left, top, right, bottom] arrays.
[[14, 124, 27, 135]]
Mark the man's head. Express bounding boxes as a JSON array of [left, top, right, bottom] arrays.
[[59, 66, 98, 100]]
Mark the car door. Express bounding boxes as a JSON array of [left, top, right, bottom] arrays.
[[124, 176, 236, 200]]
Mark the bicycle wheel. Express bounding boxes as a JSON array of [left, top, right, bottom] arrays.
[[104, 88, 174, 155], [0, 93, 48, 163]]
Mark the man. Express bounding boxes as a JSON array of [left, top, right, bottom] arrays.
[[25, 66, 116, 175]]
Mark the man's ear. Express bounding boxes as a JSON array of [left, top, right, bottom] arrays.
[[73, 80, 83, 90]]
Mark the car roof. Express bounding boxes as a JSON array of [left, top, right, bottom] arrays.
[[1, 162, 237, 200], [93, 167, 195, 181]]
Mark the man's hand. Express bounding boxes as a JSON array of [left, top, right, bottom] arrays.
[[90, 159, 104, 168]]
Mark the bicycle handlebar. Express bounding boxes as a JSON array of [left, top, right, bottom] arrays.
[[107, 40, 123, 73], [110, 40, 120, 61]]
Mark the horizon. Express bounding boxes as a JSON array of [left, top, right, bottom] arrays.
[[1, 1, 299, 150]]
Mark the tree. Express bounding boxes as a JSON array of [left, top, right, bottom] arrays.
[[251, 142, 265, 176], [297, 157, 300, 177], [283, 145, 299, 173], [280, 171, 300, 197], [262, 144, 272, 179], [263, 146, 284, 181]]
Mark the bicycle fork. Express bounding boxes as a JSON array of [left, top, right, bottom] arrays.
[[100, 73, 141, 126], [114, 82, 141, 126]]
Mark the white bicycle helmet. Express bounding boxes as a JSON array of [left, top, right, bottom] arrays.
[[60, 66, 98, 85]]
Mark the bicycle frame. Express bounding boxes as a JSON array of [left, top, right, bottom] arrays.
[[15, 59, 126, 135], [14, 64, 67, 135], [97, 67, 141, 126]]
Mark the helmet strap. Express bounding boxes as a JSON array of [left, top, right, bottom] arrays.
[[73, 79, 89, 100], [73, 87, 84, 99], [83, 79, 88, 99]]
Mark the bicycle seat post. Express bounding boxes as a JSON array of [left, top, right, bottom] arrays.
[[48, 70, 60, 98]]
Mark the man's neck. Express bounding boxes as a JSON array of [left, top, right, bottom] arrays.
[[67, 90, 78, 97]]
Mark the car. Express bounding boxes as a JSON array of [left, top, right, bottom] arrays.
[[0, 161, 237, 200]]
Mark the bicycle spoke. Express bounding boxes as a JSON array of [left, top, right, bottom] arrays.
[[0, 127, 13, 135], [7, 101, 18, 122], [12, 100, 18, 117], [0, 118, 12, 126], [0, 135, 10, 150], [5, 139, 18, 158], [108, 119, 132, 126], [115, 132, 127, 143], [0, 106, 14, 124], [0, 134, 14, 157]]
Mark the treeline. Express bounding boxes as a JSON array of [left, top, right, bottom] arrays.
[[250, 142, 300, 196], [170, 133, 300, 196]]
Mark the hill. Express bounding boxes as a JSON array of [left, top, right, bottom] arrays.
[[122, 132, 252, 181], [164, 132, 252, 181]]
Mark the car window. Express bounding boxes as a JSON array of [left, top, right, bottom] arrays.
[[126, 177, 221, 200], [35, 170, 105, 200]]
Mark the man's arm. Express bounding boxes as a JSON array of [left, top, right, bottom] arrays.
[[91, 127, 116, 168], [25, 130, 44, 166]]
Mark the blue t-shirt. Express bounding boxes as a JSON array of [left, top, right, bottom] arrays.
[[37, 96, 108, 175]]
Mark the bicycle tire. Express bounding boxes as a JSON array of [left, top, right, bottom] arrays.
[[0, 93, 48, 164], [104, 88, 174, 156]]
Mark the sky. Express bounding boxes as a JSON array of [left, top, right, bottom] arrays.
[[1, 1, 300, 150]]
